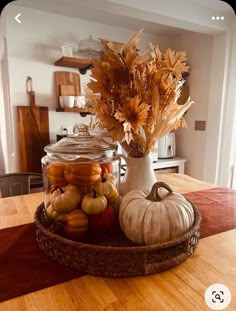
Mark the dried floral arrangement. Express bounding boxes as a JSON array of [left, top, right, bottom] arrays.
[[87, 29, 193, 157]]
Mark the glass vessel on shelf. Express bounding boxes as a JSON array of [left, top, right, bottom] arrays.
[[78, 35, 103, 59]]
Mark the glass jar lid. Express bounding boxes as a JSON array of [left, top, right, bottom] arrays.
[[44, 124, 117, 155], [78, 35, 103, 52], [78, 35, 103, 58]]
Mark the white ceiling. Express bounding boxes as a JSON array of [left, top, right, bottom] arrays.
[[188, 0, 234, 14], [12, 0, 235, 36]]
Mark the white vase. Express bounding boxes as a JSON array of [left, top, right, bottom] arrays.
[[119, 154, 157, 196]]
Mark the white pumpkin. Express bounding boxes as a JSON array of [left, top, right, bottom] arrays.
[[119, 182, 195, 245]]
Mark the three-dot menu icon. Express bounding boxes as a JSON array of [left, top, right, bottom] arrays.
[[211, 16, 224, 20]]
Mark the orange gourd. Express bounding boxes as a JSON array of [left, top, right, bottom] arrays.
[[64, 209, 88, 238], [64, 158, 102, 187], [47, 162, 67, 187], [100, 163, 113, 174]]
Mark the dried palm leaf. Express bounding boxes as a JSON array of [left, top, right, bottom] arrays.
[[87, 29, 193, 157]]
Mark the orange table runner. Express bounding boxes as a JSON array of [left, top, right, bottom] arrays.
[[1, 187, 236, 302], [184, 187, 236, 238], [0, 223, 84, 303]]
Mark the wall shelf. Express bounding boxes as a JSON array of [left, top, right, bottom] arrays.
[[55, 57, 93, 74], [56, 107, 93, 117]]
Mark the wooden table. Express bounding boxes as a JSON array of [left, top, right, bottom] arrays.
[[0, 174, 235, 310]]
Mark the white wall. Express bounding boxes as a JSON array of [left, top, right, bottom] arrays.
[[174, 32, 214, 180], [203, 33, 228, 183], [0, 11, 6, 175], [3, 4, 173, 172], [216, 27, 236, 187], [0, 9, 12, 174]]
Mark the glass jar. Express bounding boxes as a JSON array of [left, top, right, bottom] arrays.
[[41, 124, 120, 237], [78, 35, 103, 59]]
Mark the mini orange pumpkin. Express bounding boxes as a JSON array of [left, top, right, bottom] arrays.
[[47, 162, 67, 187], [64, 209, 88, 238], [100, 162, 113, 174], [64, 158, 102, 187]]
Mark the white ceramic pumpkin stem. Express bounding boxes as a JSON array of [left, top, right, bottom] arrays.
[[146, 182, 173, 201]]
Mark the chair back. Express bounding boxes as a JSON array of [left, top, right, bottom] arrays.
[[0, 172, 43, 198]]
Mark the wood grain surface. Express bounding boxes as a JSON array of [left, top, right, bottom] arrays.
[[60, 84, 75, 96], [17, 91, 49, 173], [1, 174, 235, 311], [55, 71, 81, 108]]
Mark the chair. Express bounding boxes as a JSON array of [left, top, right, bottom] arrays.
[[0, 172, 43, 198]]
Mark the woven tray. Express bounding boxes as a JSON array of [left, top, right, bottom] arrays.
[[34, 202, 201, 277]]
